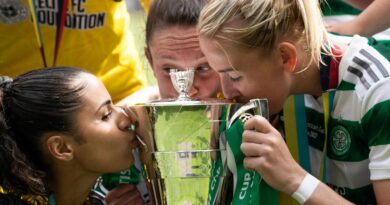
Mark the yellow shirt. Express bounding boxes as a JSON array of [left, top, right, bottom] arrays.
[[139, 0, 150, 13], [0, 0, 146, 102]]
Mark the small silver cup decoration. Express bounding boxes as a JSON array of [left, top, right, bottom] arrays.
[[169, 69, 195, 101]]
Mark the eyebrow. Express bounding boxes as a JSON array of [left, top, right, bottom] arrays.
[[95, 99, 111, 114], [218, 68, 234, 73]]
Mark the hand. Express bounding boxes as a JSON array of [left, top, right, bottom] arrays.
[[240, 115, 306, 195], [116, 86, 160, 106], [326, 20, 364, 36], [105, 184, 144, 205]]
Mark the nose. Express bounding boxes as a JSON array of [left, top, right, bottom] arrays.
[[188, 78, 199, 98], [220, 75, 240, 100], [114, 106, 133, 131]]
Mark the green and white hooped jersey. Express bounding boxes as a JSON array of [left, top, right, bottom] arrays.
[[305, 35, 390, 204]]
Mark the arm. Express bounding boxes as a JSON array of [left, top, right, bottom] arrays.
[[116, 86, 160, 106], [327, 0, 390, 36], [344, 0, 373, 10], [241, 116, 354, 204], [373, 180, 390, 204], [304, 183, 354, 205]]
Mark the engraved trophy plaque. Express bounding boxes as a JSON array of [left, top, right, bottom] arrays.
[[133, 69, 268, 205]]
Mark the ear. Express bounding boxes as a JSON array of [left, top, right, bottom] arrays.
[[278, 42, 297, 73], [46, 135, 74, 161], [145, 47, 153, 69]]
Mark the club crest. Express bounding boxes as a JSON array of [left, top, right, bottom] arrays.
[[330, 125, 351, 156]]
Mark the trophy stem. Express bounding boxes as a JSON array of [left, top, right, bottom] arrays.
[[177, 92, 190, 101]]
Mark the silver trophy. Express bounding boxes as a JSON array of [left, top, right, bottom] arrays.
[[134, 69, 268, 205], [169, 69, 194, 101]]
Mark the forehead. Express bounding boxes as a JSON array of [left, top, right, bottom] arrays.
[[198, 37, 232, 70], [149, 26, 204, 61], [78, 74, 111, 108]]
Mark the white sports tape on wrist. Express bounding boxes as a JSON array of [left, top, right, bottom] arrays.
[[291, 173, 320, 204]]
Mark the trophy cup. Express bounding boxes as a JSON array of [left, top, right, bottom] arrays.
[[169, 69, 194, 101], [134, 69, 268, 205]]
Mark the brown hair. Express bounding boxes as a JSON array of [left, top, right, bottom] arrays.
[[0, 67, 88, 198], [145, 0, 207, 45]]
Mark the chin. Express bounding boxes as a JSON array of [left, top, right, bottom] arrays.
[[115, 161, 134, 172]]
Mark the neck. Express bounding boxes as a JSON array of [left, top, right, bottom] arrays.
[[50, 163, 100, 205], [291, 58, 323, 97]]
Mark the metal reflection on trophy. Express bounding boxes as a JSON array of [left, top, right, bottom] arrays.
[[169, 69, 194, 101], [134, 69, 268, 205]]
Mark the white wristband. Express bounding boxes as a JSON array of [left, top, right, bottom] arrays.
[[291, 173, 320, 204]]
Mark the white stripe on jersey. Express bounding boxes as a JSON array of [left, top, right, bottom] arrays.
[[362, 78, 390, 116], [369, 144, 390, 180], [310, 147, 371, 189], [304, 95, 323, 113], [304, 91, 362, 122], [333, 90, 362, 122]]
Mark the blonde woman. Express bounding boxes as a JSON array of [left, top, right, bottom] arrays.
[[198, 0, 390, 204]]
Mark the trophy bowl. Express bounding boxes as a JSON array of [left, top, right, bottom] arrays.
[[132, 69, 269, 205], [133, 99, 268, 205]]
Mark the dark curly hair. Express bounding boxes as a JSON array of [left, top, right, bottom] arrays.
[[0, 67, 88, 200]]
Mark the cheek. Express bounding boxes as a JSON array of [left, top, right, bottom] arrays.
[[76, 136, 134, 173], [196, 75, 221, 95], [196, 75, 219, 88], [244, 83, 286, 115], [157, 77, 179, 98]]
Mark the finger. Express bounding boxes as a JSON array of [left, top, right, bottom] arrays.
[[241, 142, 258, 157], [244, 115, 272, 133], [122, 106, 139, 125], [242, 129, 268, 143], [240, 142, 271, 157], [243, 156, 265, 171]]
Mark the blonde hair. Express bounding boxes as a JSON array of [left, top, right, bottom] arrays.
[[198, 0, 332, 66]]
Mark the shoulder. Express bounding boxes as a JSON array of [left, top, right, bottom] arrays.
[[330, 36, 390, 119], [338, 35, 390, 98]]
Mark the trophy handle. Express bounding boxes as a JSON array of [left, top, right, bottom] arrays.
[[228, 99, 268, 128]]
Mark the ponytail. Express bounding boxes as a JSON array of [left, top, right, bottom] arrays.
[[296, 0, 332, 65], [198, 0, 333, 66], [0, 77, 47, 197]]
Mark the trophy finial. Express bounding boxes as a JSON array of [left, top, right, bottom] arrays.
[[169, 69, 195, 101]]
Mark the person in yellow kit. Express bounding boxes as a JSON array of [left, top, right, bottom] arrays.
[[0, 0, 146, 103], [0, 1, 148, 204]]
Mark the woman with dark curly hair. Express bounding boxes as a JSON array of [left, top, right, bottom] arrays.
[[0, 67, 138, 205]]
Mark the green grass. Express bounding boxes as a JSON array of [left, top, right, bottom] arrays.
[[129, 11, 156, 86]]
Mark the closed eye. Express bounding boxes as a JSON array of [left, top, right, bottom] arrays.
[[102, 110, 113, 121], [229, 76, 242, 82]]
